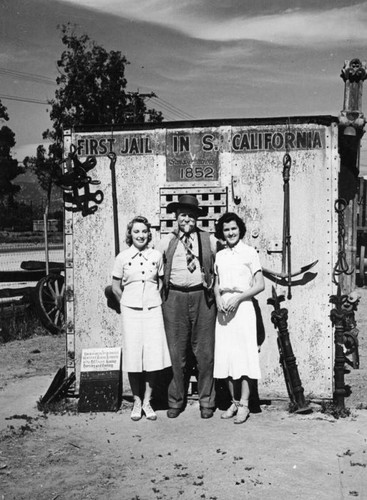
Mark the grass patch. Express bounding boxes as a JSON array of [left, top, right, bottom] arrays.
[[37, 396, 78, 415], [320, 400, 351, 419]]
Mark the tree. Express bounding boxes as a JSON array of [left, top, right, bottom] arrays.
[[43, 23, 163, 152], [24, 143, 61, 204], [0, 99, 23, 207], [27, 24, 163, 261], [30, 23, 163, 215]]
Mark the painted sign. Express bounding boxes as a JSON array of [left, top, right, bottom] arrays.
[[75, 134, 154, 156], [231, 128, 325, 153], [74, 127, 324, 159], [166, 130, 220, 182]]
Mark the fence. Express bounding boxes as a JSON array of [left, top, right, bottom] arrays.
[[32, 219, 60, 232], [0, 244, 64, 272]]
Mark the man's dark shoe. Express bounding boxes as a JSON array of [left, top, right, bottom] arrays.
[[200, 407, 214, 419], [167, 408, 181, 418]]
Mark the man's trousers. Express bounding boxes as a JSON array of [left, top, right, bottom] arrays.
[[162, 288, 216, 409]]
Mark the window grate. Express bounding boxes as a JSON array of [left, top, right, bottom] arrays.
[[160, 187, 228, 233]]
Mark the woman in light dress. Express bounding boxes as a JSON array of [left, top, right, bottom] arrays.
[[111, 216, 171, 421], [214, 212, 265, 424]]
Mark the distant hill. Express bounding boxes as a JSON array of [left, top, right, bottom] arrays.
[[15, 168, 63, 212]]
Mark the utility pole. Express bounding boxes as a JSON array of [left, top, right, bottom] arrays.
[[126, 91, 157, 122]]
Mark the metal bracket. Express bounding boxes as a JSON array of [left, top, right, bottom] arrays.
[[231, 176, 241, 205]]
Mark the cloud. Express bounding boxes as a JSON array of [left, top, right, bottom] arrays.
[[60, 0, 367, 46]]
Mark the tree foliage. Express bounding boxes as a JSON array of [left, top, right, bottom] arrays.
[[0, 100, 9, 122], [24, 144, 61, 199], [0, 99, 23, 206], [43, 23, 163, 149], [31, 23, 163, 205]]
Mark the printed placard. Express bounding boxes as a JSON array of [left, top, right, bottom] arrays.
[[80, 347, 121, 373]]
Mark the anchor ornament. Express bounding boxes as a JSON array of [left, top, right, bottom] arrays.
[[263, 152, 318, 299]]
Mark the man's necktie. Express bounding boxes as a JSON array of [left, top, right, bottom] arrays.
[[183, 235, 196, 273]]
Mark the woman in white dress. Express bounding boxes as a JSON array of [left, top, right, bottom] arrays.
[[111, 216, 171, 421], [214, 213, 265, 424]]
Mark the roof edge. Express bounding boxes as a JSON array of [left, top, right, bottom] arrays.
[[71, 115, 339, 134]]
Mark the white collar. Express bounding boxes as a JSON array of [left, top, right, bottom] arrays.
[[225, 241, 243, 253], [127, 245, 152, 260]]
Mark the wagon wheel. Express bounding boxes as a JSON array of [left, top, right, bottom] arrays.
[[35, 273, 65, 335]]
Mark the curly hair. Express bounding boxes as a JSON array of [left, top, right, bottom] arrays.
[[215, 212, 247, 241], [125, 215, 152, 246]]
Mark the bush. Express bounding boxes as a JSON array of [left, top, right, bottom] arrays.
[[0, 203, 34, 232]]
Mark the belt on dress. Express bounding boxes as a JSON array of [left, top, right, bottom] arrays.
[[169, 283, 204, 292]]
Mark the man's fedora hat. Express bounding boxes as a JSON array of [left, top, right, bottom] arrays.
[[166, 194, 208, 217]]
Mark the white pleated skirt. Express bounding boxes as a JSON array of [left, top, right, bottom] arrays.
[[214, 296, 261, 380], [120, 305, 171, 372]]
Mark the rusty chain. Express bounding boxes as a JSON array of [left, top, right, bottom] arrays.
[[332, 198, 354, 285]]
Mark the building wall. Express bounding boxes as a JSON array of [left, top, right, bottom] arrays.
[[64, 117, 339, 399]]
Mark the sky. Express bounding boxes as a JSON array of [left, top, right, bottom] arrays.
[[1, 0, 367, 175]]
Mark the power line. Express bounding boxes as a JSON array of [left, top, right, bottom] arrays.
[[151, 97, 194, 120], [0, 92, 194, 124], [126, 90, 194, 121], [0, 94, 49, 105], [0, 66, 196, 120], [0, 67, 55, 86], [153, 107, 178, 121], [153, 96, 195, 120], [151, 99, 184, 120], [0, 67, 195, 120], [150, 97, 192, 121], [0, 92, 189, 120], [132, 88, 194, 120]]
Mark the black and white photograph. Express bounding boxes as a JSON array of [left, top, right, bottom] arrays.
[[0, 1, 366, 499]]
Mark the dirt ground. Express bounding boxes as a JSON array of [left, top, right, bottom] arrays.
[[1, 289, 367, 500]]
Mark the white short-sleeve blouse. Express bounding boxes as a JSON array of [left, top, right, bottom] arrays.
[[112, 246, 163, 308], [215, 241, 262, 292]]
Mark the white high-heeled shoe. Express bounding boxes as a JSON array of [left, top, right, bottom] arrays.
[[131, 399, 142, 421], [142, 401, 157, 421], [221, 401, 239, 419], [234, 403, 250, 424]]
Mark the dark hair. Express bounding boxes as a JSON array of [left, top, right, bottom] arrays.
[[215, 212, 247, 240], [126, 215, 152, 246]]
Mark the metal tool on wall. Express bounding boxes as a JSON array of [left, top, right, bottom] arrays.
[[104, 152, 121, 313], [57, 148, 104, 217], [108, 152, 120, 256], [263, 152, 318, 299], [267, 286, 311, 413]]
